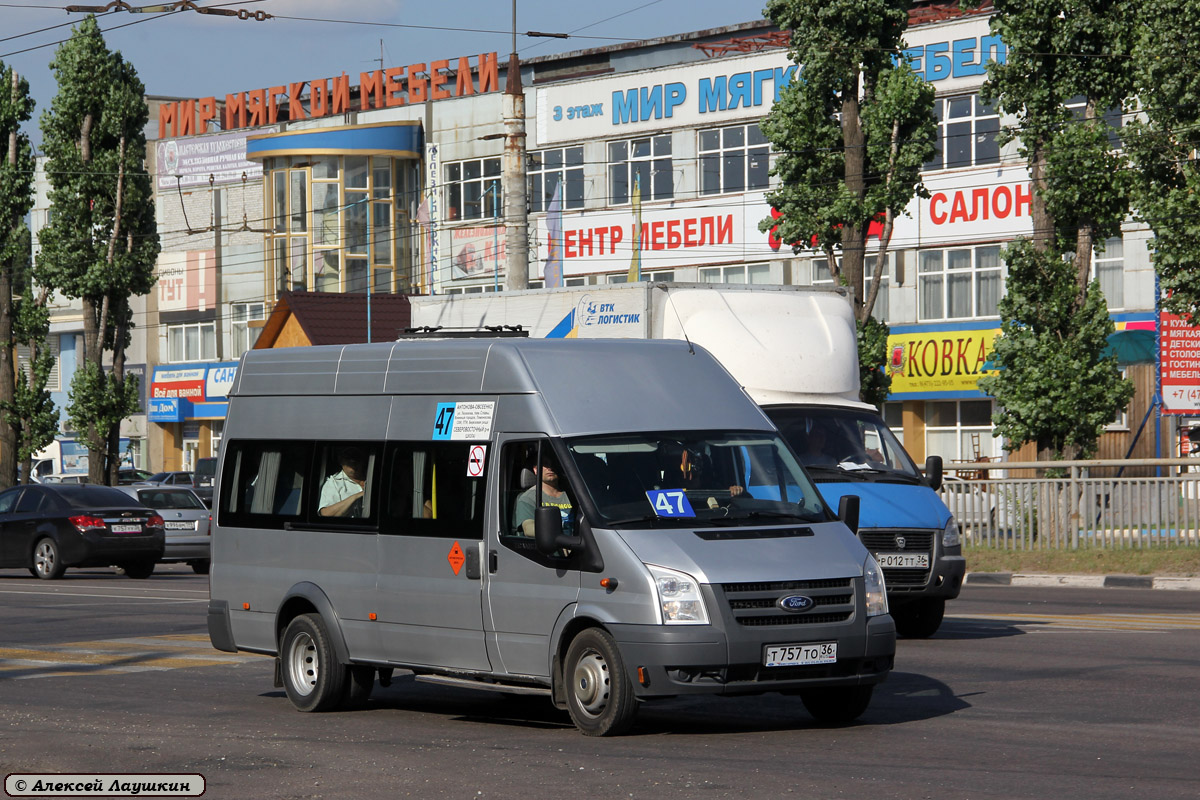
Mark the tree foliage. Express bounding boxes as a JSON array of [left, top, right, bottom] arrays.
[[978, 240, 1132, 459], [1125, 0, 1200, 322], [857, 315, 891, 411], [759, 0, 936, 403], [0, 61, 37, 488], [38, 17, 158, 484], [979, 0, 1136, 459]]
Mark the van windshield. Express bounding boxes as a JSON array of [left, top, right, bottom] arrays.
[[767, 406, 924, 483], [566, 431, 828, 527]]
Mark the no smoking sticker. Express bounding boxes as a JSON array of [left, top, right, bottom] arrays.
[[467, 445, 487, 477]]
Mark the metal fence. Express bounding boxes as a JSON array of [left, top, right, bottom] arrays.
[[937, 458, 1200, 549]]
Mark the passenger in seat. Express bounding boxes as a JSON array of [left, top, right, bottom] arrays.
[[319, 447, 367, 517]]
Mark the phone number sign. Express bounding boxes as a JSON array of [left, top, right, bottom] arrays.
[[1160, 312, 1200, 414]]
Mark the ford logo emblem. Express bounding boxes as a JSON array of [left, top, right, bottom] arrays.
[[778, 595, 815, 613]]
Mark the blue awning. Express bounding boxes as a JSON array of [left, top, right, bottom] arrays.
[[246, 121, 422, 161]]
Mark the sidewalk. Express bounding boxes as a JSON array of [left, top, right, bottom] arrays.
[[965, 572, 1200, 590]]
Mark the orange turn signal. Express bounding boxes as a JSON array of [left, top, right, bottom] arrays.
[[600, 577, 618, 590], [242, 602, 250, 611]]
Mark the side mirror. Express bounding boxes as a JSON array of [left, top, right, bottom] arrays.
[[924, 455, 943, 492], [534, 506, 584, 556], [838, 494, 860, 536]]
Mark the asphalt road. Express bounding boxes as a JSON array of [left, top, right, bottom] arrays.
[[1, 565, 1198, 800]]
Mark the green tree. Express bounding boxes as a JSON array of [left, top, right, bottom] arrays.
[[37, 17, 159, 485], [1125, 0, 1200, 323], [759, 0, 936, 403], [12, 270, 59, 483], [978, 0, 1135, 459], [0, 62, 36, 489], [978, 240, 1133, 459]]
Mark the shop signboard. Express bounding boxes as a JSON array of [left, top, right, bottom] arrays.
[[451, 226, 504, 280], [148, 397, 189, 423], [151, 366, 206, 400], [158, 250, 217, 313], [204, 362, 239, 399], [886, 324, 1001, 399], [155, 128, 275, 190], [1159, 311, 1200, 413], [534, 192, 779, 275]]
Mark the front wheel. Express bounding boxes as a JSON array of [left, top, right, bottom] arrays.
[[280, 614, 347, 712], [800, 685, 874, 726], [563, 628, 637, 736], [31, 537, 65, 580], [892, 597, 946, 639]]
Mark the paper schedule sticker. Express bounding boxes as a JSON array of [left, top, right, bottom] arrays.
[[432, 401, 495, 440]]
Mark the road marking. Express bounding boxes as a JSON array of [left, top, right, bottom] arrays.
[[950, 613, 1200, 632], [0, 634, 265, 681]]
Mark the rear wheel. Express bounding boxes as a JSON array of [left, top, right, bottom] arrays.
[[563, 628, 637, 736], [892, 597, 946, 639], [189, 560, 211, 575], [800, 685, 874, 726], [121, 561, 155, 579], [280, 614, 346, 712], [30, 538, 65, 580]]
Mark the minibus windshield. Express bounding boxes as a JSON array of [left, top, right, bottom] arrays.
[[768, 406, 924, 483], [566, 431, 828, 527]]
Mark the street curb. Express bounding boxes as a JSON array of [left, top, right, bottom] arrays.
[[965, 572, 1200, 591]]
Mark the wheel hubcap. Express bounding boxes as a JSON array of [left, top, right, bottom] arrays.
[[34, 543, 54, 576], [572, 651, 610, 717], [288, 632, 318, 696]]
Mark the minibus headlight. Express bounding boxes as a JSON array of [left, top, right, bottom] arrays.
[[864, 555, 888, 617], [943, 517, 961, 549], [647, 564, 709, 625]]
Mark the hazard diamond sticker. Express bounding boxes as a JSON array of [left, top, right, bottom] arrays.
[[447, 541, 465, 575]]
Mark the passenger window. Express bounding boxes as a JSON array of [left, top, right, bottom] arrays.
[[382, 441, 487, 540], [220, 441, 313, 527], [0, 488, 20, 514], [502, 440, 576, 543], [15, 489, 44, 514], [314, 443, 379, 521]]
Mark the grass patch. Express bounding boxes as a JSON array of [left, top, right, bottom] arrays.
[[964, 544, 1200, 577]]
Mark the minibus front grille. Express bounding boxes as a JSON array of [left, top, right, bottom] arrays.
[[718, 578, 855, 627]]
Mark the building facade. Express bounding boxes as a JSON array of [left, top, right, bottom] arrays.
[[137, 9, 1167, 472]]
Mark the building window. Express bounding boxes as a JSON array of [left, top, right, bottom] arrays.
[[528, 147, 585, 213], [231, 302, 266, 357], [699, 123, 769, 195], [812, 255, 891, 322], [607, 269, 675, 284], [167, 322, 216, 363], [699, 263, 771, 284], [1092, 236, 1124, 309], [446, 157, 501, 222], [17, 334, 60, 392], [925, 94, 1000, 171], [918, 245, 1003, 321], [925, 400, 995, 464], [883, 402, 904, 445], [608, 135, 673, 204], [265, 155, 414, 296]]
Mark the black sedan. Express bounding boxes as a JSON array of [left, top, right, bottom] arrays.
[[0, 484, 165, 580]]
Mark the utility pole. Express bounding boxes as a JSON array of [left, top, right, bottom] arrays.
[[504, 0, 528, 290]]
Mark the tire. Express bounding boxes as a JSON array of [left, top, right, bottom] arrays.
[[121, 561, 156, 580], [562, 628, 637, 736], [892, 597, 946, 639], [280, 614, 347, 712], [341, 665, 375, 709], [800, 685, 874, 726], [30, 537, 65, 580], [190, 560, 211, 575]]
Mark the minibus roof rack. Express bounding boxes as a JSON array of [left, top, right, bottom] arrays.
[[398, 325, 530, 339]]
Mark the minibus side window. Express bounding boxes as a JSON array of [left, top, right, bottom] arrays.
[[312, 442, 380, 522], [500, 440, 577, 555], [382, 441, 486, 540], [220, 440, 312, 528]]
